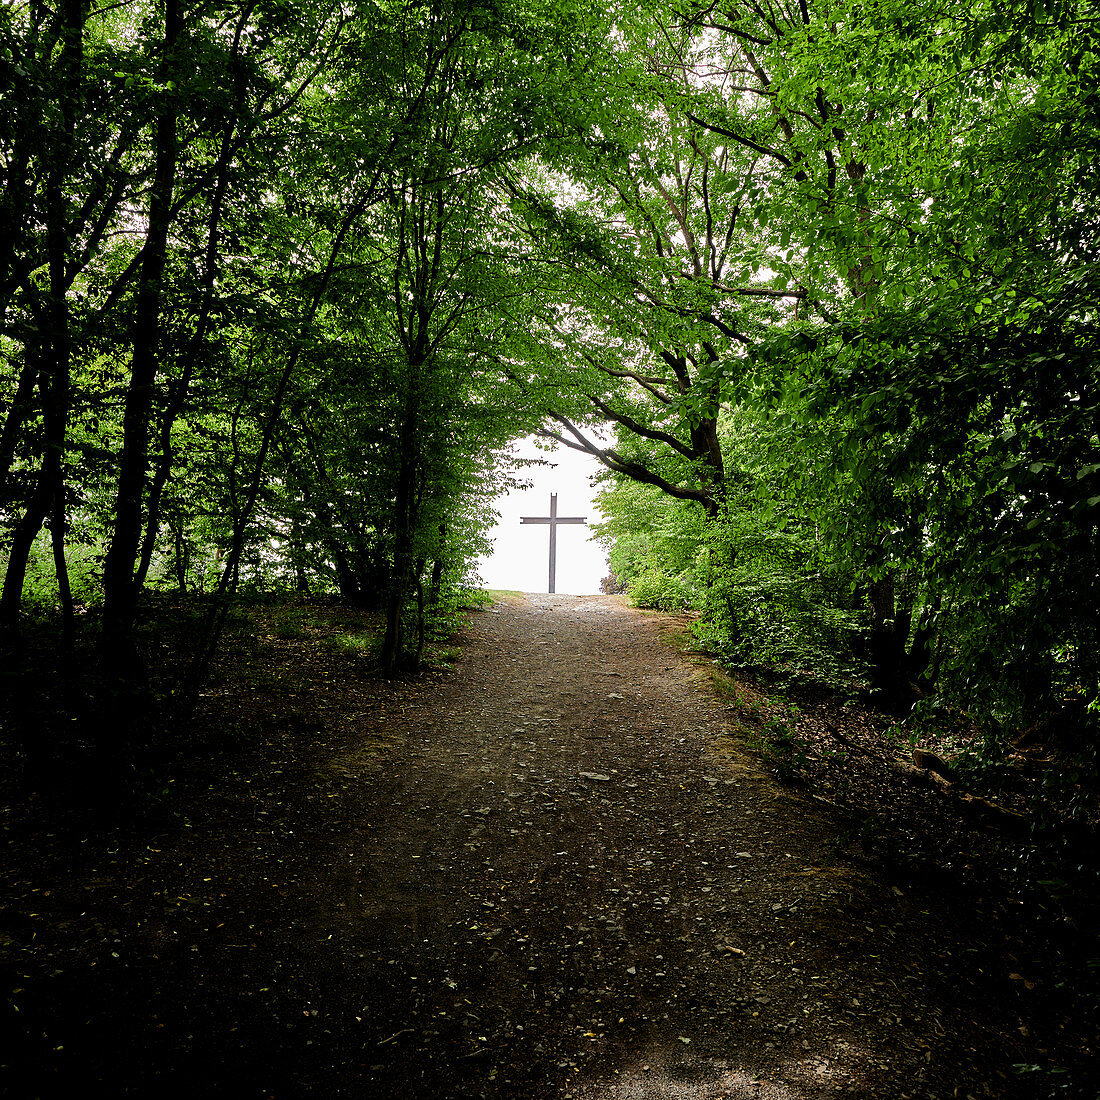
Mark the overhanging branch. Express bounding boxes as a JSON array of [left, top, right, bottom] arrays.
[[541, 414, 714, 510]]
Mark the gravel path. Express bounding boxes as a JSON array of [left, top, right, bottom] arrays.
[[302, 594, 1024, 1099]]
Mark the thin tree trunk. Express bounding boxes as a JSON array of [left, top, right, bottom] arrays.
[[43, 0, 80, 659], [170, 518, 189, 594], [0, 0, 82, 635], [134, 69, 245, 592], [51, 499, 74, 657], [428, 523, 446, 607], [289, 513, 310, 593], [0, 358, 40, 501], [176, 46, 446, 699], [101, 0, 181, 670], [0, 247, 69, 635], [413, 569, 426, 673], [178, 186, 381, 703], [0, 452, 52, 629], [380, 360, 422, 675], [0, 108, 35, 341]]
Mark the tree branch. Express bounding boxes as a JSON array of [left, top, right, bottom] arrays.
[[685, 112, 792, 169], [592, 363, 674, 405], [584, 392, 696, 460], [540, 415, 714, 508]]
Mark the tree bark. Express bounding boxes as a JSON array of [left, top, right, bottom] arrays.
[[100, 0, 182, 671], [0, 0, 82, 634], [380, 359, 422, 675]]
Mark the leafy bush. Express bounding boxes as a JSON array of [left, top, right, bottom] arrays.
[[625, 568, 695, 611], [19, 533, 103, 611], [594, 410, 868, 684], [692, 498, 865, 681]]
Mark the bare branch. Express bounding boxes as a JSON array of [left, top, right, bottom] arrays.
[[540, 416, 714, 509], [585, 393, 696, 460], [594, 364, 674, 405]]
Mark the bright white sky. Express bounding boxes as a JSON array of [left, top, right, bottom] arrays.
[[475, 434, 609, 595]]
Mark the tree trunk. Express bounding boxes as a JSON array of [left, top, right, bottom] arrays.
[[134, 96, 241, 593], [179, 185, 378, 706], [428, 524, 446, 608], [331, 547, 362, 603], [0, 451, 53, 630], [292, 515, 310, 594], [0, 358, 40, 503], [89, 0, 180, 803], [43, 0, 79, 656], [413, 569, 426, 673], [909, 597, 940, 694], [101, 0, 181, 671], [866, 576, 921, 714], [0, 250, 72, 635], [170, 518, 189, 594], [0, 0, 82, 635], [0, 94, 35, 342], [50, 496, 74, 657], [380, 360, 422, 675]]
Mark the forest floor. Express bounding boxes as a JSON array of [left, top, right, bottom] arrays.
[[1, 593, 1096, 1098]]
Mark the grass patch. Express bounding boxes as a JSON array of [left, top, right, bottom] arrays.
[[270, 605, 350, 640], [706, 664, 747, 703], [273, 618, 309, 640], [322, 630, 376, 657], [339, 615, 372, 634], [426, 644, 462, 670], [468, 588, 525, 608]]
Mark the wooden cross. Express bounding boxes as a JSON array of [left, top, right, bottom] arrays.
[[520, 492, 587, 594]]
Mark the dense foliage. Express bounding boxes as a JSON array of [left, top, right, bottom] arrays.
[[581, 0, 1099, 743]]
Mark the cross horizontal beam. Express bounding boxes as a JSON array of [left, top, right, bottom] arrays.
[[519, 516, 586, 524]]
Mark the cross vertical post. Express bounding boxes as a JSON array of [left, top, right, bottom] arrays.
[[548, 492, 557, 594], [520, 492, 587, 593]]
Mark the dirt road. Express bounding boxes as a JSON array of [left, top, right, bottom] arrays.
[[298, 594, 1024, 1099], [3, 594, 1033, 1098]]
